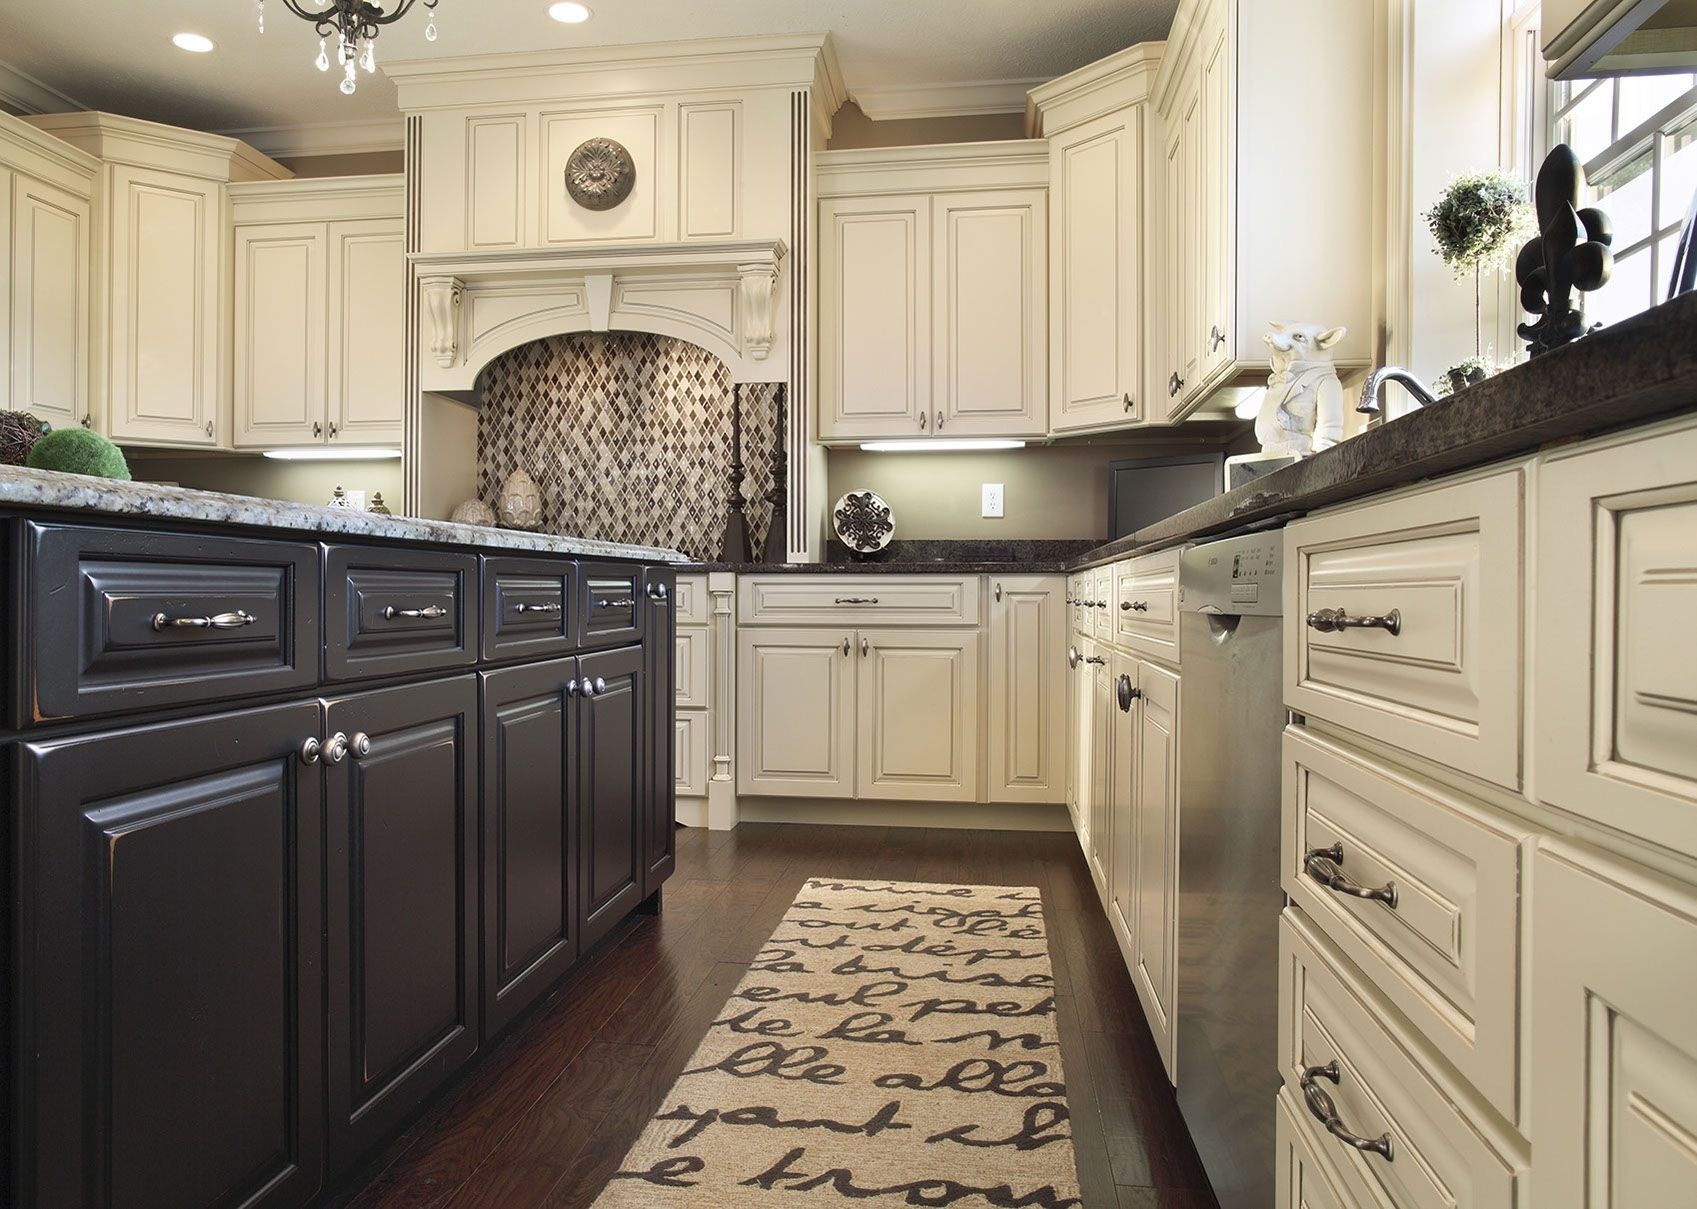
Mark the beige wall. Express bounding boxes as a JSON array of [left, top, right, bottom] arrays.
[[274, 150, 405, 178], [826, 101, 1025, 150], [129, 453, 405, 511]]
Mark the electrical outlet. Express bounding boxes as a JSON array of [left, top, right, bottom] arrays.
[[981, 483, 1005, 518]]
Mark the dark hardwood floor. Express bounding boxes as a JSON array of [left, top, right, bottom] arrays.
[[327, 823, 1220, 1209]]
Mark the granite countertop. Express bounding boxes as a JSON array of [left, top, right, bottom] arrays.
[[1067, 291, 1697, 570], [0, 464, 689, 564], [685, 539, 1096, 575]]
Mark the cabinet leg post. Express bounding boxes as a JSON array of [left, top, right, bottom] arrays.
[[639, 888, 664, 916]]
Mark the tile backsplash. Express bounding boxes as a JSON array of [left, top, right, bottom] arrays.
[[476, 331, 778, 560]]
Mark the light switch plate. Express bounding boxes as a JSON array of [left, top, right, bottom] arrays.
[[982, 483, 1005, 518]]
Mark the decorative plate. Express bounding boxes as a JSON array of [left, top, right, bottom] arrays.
[[564, 137, 636, 211], [832, 490, 895, 554]]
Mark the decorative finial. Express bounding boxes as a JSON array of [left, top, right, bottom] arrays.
[[1516, 144, 1614, 356]]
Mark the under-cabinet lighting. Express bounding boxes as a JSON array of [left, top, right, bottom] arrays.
[[857, 439, 1027, 453], [548, 2, 593, 22], [172, 32, 216, 52], [262, 448, 403, 461]]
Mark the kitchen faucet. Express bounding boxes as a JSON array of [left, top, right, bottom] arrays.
[[1357, 366, 1439, 425]]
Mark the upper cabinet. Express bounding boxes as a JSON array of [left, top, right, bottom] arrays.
[[229, 178, 406, 450], [24, 112, 292, 449], [0, 113, 97, 434], [1029, 45, 1160, 434], [1149, 0, 1374, 419], [816, 143, 1050, 443]]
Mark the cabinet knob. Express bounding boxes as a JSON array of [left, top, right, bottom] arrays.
[[994, 583, 1003, 603], [313, 421, 323, 438], [329, 422, 339, 440], [1210, 324, 1226, 352], [1116, 674, 1142, 712], [349, 732, 372, 759], [594, 677, 607, 694], [1067, 645, 1080, 669], [567, 678, 580, 697], [81, 414, 92, 429], [300, 737, 323, 765], [205, 420, 214, 438], [936, 410, 945, 430], [919, 410, 928, 431], [1168, 372, 1185, 398], [323, 732, 350, 765], [1123, 392, 1135, 413], [842, 637, 851, 656], [860, 637, 870, 657]]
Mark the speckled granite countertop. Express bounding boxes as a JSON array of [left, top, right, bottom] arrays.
[[0, 465, 688, 563], [1067, 291, 1697, 570], [684, 539, 1096, 575]]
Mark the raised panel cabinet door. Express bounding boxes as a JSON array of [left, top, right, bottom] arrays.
[[0, 167, 11, 411], [1536, 419, 1697, 860], [934, 189, 1048, 436], [857, 629, 981, 803], [1108, 649, 1140, 952], [11, 171, 91, 432], [480, 658, 579, 1041], [327, 219, 405, 445], [107, 165, 223, 447], [1133, 659, 1180, 1080], [1071, 637, 1096, 849], [642, 568, 677, 896], [736, 627, 857, 798], [578, 644, 646, 949], [988, 575, 1066, 803], [1088, 650, 1113, 892], [1529, 842, 1697, 1208], [234, 222, 328, 449], [1162, 75, 1204, 418], [817, 194, 931, 440], [15, 701, 325, 1209], [1049, 107, 1142, 432], [324, 675, 479, 1169], [1198, 12, 1235, 383]]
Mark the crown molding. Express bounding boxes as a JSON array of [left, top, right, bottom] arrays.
[[0, 59, 86, 116], [1026, 41, 1165, 136], [817, 139, 1049, 196], [849, 77, 1046, 122], [219, 117, 406, 160]]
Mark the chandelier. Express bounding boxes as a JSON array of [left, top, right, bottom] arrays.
[[257, 0, 444, 95]]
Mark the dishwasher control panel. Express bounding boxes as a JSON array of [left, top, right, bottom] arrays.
[[1179, 531, 1284, 617]]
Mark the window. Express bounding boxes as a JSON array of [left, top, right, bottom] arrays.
[[1553, 72, 1697, 327]]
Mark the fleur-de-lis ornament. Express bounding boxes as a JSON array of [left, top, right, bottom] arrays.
[[1515, 144, 1614, 356]]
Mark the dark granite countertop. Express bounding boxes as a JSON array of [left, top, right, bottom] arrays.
[[1066, 291, 1697, 570], [684, 538, 1096, 575]]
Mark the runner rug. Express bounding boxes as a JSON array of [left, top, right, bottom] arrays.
[[593, 877, 1081, 1208]]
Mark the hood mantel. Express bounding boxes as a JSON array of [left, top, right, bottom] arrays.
[[413, 238, 787, 400]]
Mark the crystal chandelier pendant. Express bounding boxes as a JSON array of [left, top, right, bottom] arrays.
[[341, 58, 358, 94], [360, 38, 375, 72], [315, 37, 329, 71], [425, 1, 439, 42], [256, 0, 265, 33]]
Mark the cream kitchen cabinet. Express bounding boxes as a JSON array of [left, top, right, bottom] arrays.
[[1129, 657, 1180, 1078], [987, 576, 1067, 804], [230, 178, 405, 450], [737, 626, 858, 799], [1029, 45, 1158, 434], [815, 144, 1050, 443], [26, 113, 292, 449], [0, 114, 96, 434], [1150, 0, 1373, 417]]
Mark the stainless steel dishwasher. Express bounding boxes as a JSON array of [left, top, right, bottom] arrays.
[[1175, 528, 1286, 1209]]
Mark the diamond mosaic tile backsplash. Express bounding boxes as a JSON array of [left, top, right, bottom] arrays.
[[476, 332, 778, 561]]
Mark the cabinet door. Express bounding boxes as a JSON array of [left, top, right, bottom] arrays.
[[1161, 76, 1203, 419], [1108, 650, 1140, 950], [325, 675, 479, 1168], [1197, 12, 1235, 384], [934, 189, 1047, 436], [642, 569, 678, 895], [857, 628, 981, 803], [481, 658, 579, 1040], [15, 701, 325, 1209], [737, 627, 856, 797], [234, 222, 327, 449], [578, 644, 646, 949], [1132, 659, 1180, 1079], [1049, 107, 1142, 432], [817, 194, 931, 440], [107, 165, 224, 446], [1529, 842, 1697, 1208], [1088, 650, 1113, 891], [0, 166, 10, 412], [1072, 638, 1097, 849], [328, 219, 405, 446], [11, 171, 90, 432], [988, 575, 1066, 803]]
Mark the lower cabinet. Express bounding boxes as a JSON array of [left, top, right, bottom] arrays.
[[1086, 645, 1113, 890], [1130, 659, 1179, 1079], [579, 644, 646, 949], [324, 675, 480, 1171], [642, 569, 677, 894], [13, 702, 326, 1209]]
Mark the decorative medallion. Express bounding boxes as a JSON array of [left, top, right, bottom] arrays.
[[565, 137, 636, 211], [832, 490, 895, 555]]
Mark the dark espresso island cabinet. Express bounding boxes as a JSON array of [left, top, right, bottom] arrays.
[[2, 512, 680, 1209]]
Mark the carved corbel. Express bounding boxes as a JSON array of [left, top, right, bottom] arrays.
[[420, 275, 464, 369], [737, 258, 781, 361]]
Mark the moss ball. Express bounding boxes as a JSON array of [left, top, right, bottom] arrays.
[[26, 427, 131, 481]]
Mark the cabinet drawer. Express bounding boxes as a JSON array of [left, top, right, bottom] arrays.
[[739, 575, 979, 626], [1091, 568, 1114, 641], [325, 545, 478, 681], [675, 708, 710, 797], [1283, 727, 1526, 1123], [21, 523, 320, 723], [1114, 547, 1180, 664], [577, 562, 643, 649], [673, 573, 711, 625], [675, 625, 710, 709], [1275, 1088, 1352, 1209], [1068, 572, 1101, 634], [1280, 910, 1525, 1209], [1284, 469, 1524, 790], [481, 556, 575, 663]]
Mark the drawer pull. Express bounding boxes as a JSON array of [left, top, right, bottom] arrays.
[[1084, 654, 1107, 666], [1304, 843, 1398, 908], [381, 604, 448, 621], [1122, 600, 1150, 612], [595, 597, 636, 609], [1306, 607, 1402, 636], [834, 596, 879, 605], [1300, 1061, 1394, 1161], [514, 601, 562, 614], [151, 609, 257, 632]]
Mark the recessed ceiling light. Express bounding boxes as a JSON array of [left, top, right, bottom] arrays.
[[548, 2, 592, 24], [172, 32, 216, 53]]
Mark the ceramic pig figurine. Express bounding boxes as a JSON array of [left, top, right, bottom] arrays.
[[1258, 321, 1347, 456]]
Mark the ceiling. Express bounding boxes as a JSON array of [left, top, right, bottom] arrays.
[[0, 0, 1177, 142]]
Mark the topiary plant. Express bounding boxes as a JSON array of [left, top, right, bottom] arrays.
[[1426, 170, 1535, 359], [26, 427, 132, 481]]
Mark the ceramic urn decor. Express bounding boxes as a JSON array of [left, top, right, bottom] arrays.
[[449, 498, 497, 527], [496, 469, 544, 529]]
